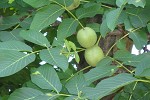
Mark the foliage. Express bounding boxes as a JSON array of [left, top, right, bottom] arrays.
[[0, 0, 150, 100]]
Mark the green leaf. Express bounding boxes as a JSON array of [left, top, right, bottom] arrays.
[[0, 50, 35, 77], [68, 41, 76, 51], [86, 23, 100, 32], [0, 29, 24, 42], [39, 47, 69, 71], [114, 50, 135, 62], [96, 0, 116, 5], [83, 73, 137, 99], [84, 57, 117, 83], [117, 11, 128, 24], [0, 15, 19, 30], [67, 0, 80, 10], [76, 4, 103, 19], [20, 17, 33, 29], [8, 87, 43, 100], [57, 18, 78, 41], [123, 53, 146, 67], [124, 18, 134, 31], [100, 19, 111, 37], [106, 8, 123, 31], [135, 53, 150, 76], [65, 96, 78, 100], [129, 31, 147, 50], [23, 0, 51, 8], [0, 0, 10, 8], [127, 7, 150, 28], [147, 23, 150, 33], [65, 40, 71, 52], [20, 29, 50, 47], [54, 0, 73, 7], [116, 0, 127, 7], [140, 68, 150, 77], [31, 64, 62, 93], [116, 39, 126, 50], [32, 93, 59, 100], [127, 0, 146, 8], [0, 41, 32, 51], [8, 0, 14, 4], [30, 4, 65, 30], [75, 52, 80, 63], [114, 82, 150, 100], [65, 73, 89, 95]]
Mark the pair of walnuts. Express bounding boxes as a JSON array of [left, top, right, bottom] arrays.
[[77, 27, 104, 66]]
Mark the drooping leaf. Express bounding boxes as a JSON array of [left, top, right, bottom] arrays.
[[75, 52, 80, 63], [20, 29, 50, 47], [129, 31, 147, 50], [0, 29, 24, 42], [106, 8, 123, 31], [57, 18, 78, 41], [0, 50, 35, 77], [23, 0, 51, 8], [83, 73, 137, 99], [30, 4, 65, 30], [31, 64, 62, 93], [0, 40, 32, 51], [127, 0, 146, 8], [8, 87, 43, 100], [68, 41, 76, 51], [39, 47, 69, 71], [76, 4, 103, 19]]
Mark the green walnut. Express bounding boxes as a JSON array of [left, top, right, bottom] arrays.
[[84, 45, 104, 66], [77, 27, 97, 48]]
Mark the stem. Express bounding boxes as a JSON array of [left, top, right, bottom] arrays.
[[101, 5, 112, 9], [62, 48, 85, 54], [106, 33, 129, 56], [106, 27, 142, 56], [12, 24, 20, 30], [80, 0, 89, 3], [50, 0, 84, 28], [128, 82, 138, 100], [136, 79, 150, 83], [96, 35, 101, 46], [109, 57, 133, 74], [12, 15, 31, 31], [57, 93, 72, 97]]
